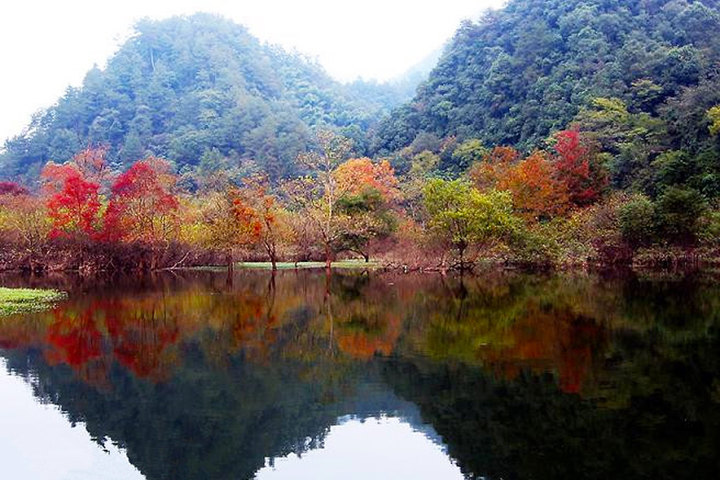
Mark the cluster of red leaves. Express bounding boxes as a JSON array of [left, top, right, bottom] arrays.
[[469, 130, 607, 219], [35, 150, 180, 244], [103, 157, 179, 242], [41, 163, 102, 239], [105, 306, 180, 381], [0, 181, 28, 197], [45, 310, 103, 368], [232, 196, 264, 242], [553, 129, 606, 207]]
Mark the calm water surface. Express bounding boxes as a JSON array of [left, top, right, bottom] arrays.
[[0, 269, 719, 479]]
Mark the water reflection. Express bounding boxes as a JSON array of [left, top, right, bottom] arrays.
[[0, 269, 719, 479], [0, 358, 144, 480], [254, 417, 464, 480]]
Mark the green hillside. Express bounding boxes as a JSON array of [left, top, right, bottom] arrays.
[[0, 13, 409, 181], [373, 0, 720, 157]]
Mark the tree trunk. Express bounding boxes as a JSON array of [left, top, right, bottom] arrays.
[[226, 250, 234, 287], [150, 248, 158, 272], [226, 250, 234, 274], [264, 239, 278, 271], [325, 241, 332, 272], [28, 252, 37, 273], [458, 242, 467, 271]]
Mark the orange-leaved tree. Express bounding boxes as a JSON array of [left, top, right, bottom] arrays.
[[495, 151, 570, 221], [468, 146, 520, 190], [232, 176, 290, 270], [333, 157, 402, 205], [332, 157, 402, 262]]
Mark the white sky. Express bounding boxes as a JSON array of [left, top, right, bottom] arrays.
[[0, 360, 144, 479], [255, 416, 464, 480], [0, 0, 505, 144]]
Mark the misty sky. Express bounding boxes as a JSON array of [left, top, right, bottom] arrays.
[[0, 0, 505, 144]]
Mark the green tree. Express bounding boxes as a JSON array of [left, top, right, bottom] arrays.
[[708, 105, 720, 136], [0, 14, 404, 180], [335, 188, 396, 262], [655, 186, 707, 247], [619, 194, 655, 250], [423, 178, 518, 267], [451, 139, 488, 172]]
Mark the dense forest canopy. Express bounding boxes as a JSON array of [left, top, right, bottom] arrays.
[[373, 0, 720, 154], [0, 13, 412, 181]]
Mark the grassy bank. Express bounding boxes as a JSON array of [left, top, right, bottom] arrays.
[[190, 260, 380, 271], [0, 288, 67, 316], [240, 261, 380, 270]]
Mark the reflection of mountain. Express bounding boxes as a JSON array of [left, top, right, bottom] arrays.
[[379, 274, 720, 479], [383, 328, 720, 480], [0, 346, 444, 480], [1, 270, 719, 479]]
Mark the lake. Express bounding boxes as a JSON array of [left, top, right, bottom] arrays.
[[0, 269, 719, 479]]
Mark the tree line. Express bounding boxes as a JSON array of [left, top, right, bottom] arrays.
[[2, 120, 719, 273]]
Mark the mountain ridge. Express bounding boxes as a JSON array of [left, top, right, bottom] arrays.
[[372, 0, 720, 155], [0, 13, 413, 181]]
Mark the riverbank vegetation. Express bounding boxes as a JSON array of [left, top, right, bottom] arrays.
[[1, 123, 719, 273], [0, 287, 67, 316]]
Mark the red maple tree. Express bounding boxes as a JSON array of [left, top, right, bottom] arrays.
[[553, 130, 606, 207], [102, 157, 179, 243], [41, 163, 102, 239]]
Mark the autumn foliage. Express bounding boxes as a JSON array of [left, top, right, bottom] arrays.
[[41, 163, 102, 239], [470, 148, 571, 221], [103, 157, 179, 243], [0, 127, 702, 273], [333, 157, 401, 204], [0, 181, 28, 196], [553, 130, 606, 207]]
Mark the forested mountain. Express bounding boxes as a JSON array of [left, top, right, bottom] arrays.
[[0, 14, 410, 181], [3, 0, 720, 272], [373, 0, 720, 156], [6, 1, 720, 187]]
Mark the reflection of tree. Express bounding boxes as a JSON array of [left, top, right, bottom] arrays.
[[379, 274, 720, 479], [331, 274, 403, 360], [383, 337, 720, 480], [105, 300, 180, 382], [1, 270, 720, 479], [44, 307, 109, 388], [45, 309, 102, 367], [335, 312, 401, 359], [3, 344, 357, 480], [400, 275, 608, 394], [478, 307, 605, 394], [0, 270, 394, 480]]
